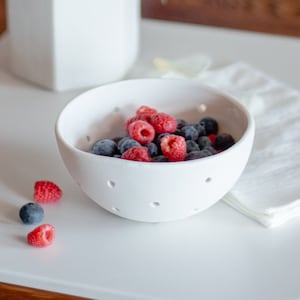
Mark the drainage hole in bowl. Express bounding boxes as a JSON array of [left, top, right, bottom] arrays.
[[113, 106, 120, 113], [205, 177, 212, 183], [192, 208, 201, 213], [149, 201, 160, 208], [86, 135, 91, 142], [112, 207, 120, 212], [197, 104, 207, 113], [107, 180, 116, 188]]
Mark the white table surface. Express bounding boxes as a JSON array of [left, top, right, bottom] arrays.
[[1, 19, 300, 300]]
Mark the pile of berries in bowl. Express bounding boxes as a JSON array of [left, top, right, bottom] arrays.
[[55, 78, 255, 222], [91, 105, 236, 163]]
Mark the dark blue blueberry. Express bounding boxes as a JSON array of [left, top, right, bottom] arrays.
[[176, 118, 187, 129], [186, 140, 200, 153], [19, 202, 44, 225], [117, 137, 141, 154], [197, 136, 212, 150], [91, 139, 118, 156], [154, 133, 170, 154], [145, 142, 158, 157], [180, 125, 199, 141], [203, 146, 217, 155], [152, 155, 168, 162], [185, 149, 214, 161], [199, 117, 218, 135], [214, 133, 235, 150], [194, 123, 206, 137]]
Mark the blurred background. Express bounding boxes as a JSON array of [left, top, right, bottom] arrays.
[[2, 0, 300, 37]]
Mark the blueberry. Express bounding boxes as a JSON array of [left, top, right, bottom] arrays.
[[203, 145, 217, 155], [199, 117, 218, 135], [186, 140, 200, 153], [145, 142, 158, 157], [185, 149, 214, 161], [180, 125, 199, 141], [214, 133, 235, 150], [118, 137, 141, 154], [197, 136, 212, 150], [176, 118, 187, 129], [194, 123, 206, 137], [152, 155, 168, 162], [91, 139, 118, 156], [154, 133, 170, 154], [19, 202, 44, 225]]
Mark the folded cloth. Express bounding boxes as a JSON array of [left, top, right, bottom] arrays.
[[147, 56, 300, 228]]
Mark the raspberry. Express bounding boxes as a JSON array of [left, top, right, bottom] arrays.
[[128, 120, 155, 144], [34, 181, 62, 204], [150, 112, 177, 134], [208, 134, 217, 145], [136, 105, 157, 116], [125, 116, 138, 132], [27, 224, 55, 247], [160, 135, 186, 162], [121, 146, 152, 162]]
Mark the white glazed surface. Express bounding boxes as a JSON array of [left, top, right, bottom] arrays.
[[55, 78, 255, 222]]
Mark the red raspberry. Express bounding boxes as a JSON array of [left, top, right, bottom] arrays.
[[27, 224, 55, 248], [128, 120, 155, 144], [208, 134, 216, 145], [125, 116, 138, 132], [121, 146, 152, 162], [136, 105, 157, 116], [150, 112, 177, 134], [34, 181, 62, 204], [160, 135, 186, 162]]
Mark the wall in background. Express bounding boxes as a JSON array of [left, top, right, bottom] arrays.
[[0, 0, 5, 34], [0, 0, 300, 37], [142, 0, 300, 37]]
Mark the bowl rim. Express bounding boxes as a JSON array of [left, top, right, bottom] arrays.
[[55, 78, 255, 166]]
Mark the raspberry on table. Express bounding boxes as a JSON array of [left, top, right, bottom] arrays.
[[121, 146, 152, 162], [150, 112, 177, 134], [34, 181, 62, 204], [160, 134, 186, 162], [127, 120, 155, 144], [27, 224, 55, 248], [19, 202, 44, 225]]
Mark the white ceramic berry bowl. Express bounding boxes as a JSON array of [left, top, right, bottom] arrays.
[[55, 78, 255, 222]]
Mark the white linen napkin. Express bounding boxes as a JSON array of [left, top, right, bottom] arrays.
[[146, 55, 300, 228]]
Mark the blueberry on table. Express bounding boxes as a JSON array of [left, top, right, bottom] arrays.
[[214, 133, 235, 150], [91, 139, 118, 156], [199, 117, 218, 135], [19, 202, 44, 225]]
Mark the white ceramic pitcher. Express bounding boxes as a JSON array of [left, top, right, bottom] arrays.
[[6, 0, 140, 91]]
